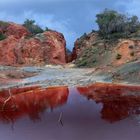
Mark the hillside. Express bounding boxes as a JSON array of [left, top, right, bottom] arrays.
[[71, 31, 140, 83]]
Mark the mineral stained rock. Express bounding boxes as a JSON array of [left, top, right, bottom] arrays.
[[0, 22, 67, 66], [73, 31, 140, 68]]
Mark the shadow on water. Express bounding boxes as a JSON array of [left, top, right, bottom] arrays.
[[0, 83, 140, 140]]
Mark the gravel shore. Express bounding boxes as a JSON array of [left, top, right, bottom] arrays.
[[0, 66, 109, 89], [0, 63, 139, 89]]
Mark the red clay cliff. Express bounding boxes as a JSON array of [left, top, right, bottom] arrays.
[[0, 21, 67, 66]]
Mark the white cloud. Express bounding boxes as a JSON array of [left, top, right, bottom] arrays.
[[0, 11, 77, 50], [1, 0, 140, 50]]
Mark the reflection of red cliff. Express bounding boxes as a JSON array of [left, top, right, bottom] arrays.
[[78, 83, 140, 122], [0, 86, 69, 122]]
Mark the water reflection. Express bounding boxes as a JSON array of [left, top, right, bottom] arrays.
[[0, 83, 140, 123], [0, 84, 140, 140], [0, 86, 69, 122], [78, 83, 140, 122]]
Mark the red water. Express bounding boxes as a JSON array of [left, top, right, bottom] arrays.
[[0, 84, 139, 140]]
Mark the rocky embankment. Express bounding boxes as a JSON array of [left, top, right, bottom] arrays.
[[0, 21, 68, 66], [0, 66, 104, 88], [71, 31, 140, 83], [72, 32, 140, 67], [0, 64, 139, 90]]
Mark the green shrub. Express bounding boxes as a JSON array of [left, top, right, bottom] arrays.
[[107, 32, 126, 39], [23, 19, 44, 35], [0, 33, 6, 41], [96, 9, 140, 39], [76, 59, 88, 67], [92, 59, 96, 63], [116, 53, 122, 60], [45, 27, 49, 31], [78, 61, 87, 67], [0, 21, 9, 30]]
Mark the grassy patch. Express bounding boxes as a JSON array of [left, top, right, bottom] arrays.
[[0, 33, 6, 41], [116, 53, 122, 60], [0, 21, 9, 29]]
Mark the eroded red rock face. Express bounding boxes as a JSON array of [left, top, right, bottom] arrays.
[[0, 86, 69, 122], [78, 83, 140, 122], [112, 40, 140, 66], [0, 22, 30, 39], [72, 31, 140, 68], [42, 31, 67, 64], [72, 32, 98, 60], [5, 23, 30, 39], [0, 21, 67, 66], [13, 31, 67, 65]]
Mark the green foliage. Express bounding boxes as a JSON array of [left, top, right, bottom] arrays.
[[0, 33, 6, 41], [116, 53, 122, 60], [0, 21, 9, 30], [96, 9, 140, 39], [83, 33, 87, 36], [128, 16, 140, 33], [45, 27, 49, 31], [76, 59, 88, 67], [23, 19, 44, 35]]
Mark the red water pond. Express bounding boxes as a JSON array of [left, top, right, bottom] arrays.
[[0, 83, 140, 140]]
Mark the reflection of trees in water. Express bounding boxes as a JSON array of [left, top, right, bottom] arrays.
[[0, 83, 140, 124], [78, 83, 140, 123], [101, 96, 140, 122]]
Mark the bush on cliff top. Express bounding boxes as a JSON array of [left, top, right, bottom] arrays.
[[0, 21, 9, 31], [0, 33, 6, 41], [23, 19, 44, 35], [96, 9, 140, 39]]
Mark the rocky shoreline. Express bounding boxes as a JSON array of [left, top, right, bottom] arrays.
[[0, 64, 139, 90], [0, 66, 104, 89]]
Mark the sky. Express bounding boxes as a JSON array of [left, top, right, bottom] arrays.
[[0, 0, 140, 50]]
